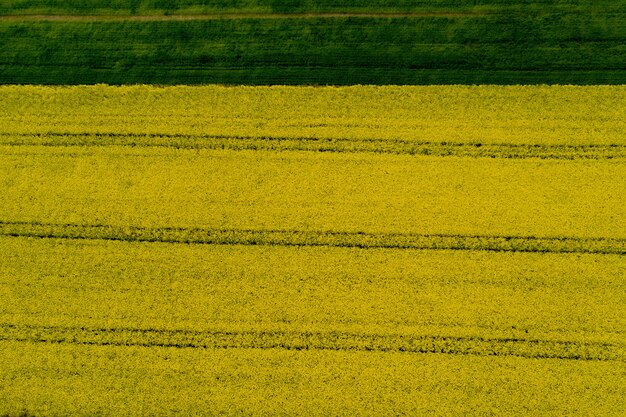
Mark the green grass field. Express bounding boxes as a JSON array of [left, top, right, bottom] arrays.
[[2, 8, 626, 84], [1, 85, 625, 415], [2, 0, 624, 15]]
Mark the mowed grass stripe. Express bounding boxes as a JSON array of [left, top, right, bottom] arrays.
[[1, 221, 624, 254], [2, 133, 624, 159], [0, 12, 501, 21], [1, 324, 622, 362], [2, 0, 624, 16]]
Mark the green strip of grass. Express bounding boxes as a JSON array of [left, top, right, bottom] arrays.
[[1, 12, 626, 84], [1, 0, 623, 16]]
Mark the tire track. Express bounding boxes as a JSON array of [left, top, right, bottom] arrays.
[[0, 323, 622, 362], [1, 221, 624, 255], [1, 132, 624, 159]]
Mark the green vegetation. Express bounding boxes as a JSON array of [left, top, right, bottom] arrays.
[[1, 221, 625, 254], [1, 0, 623, 16], [4, 133, 626, 159], [4, 323, 624, 360], [1, 10, 626, 84]]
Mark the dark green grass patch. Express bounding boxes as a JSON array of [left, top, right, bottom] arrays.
[[1, 0, 623, 16], [1, 12, 626, 84]]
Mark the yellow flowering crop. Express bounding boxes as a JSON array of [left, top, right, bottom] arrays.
[[1, 85, 625, 416], [1, 85, 625, 147]]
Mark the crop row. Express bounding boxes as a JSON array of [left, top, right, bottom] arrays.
[[1, 147, 623, 239], [3, 235, 624, 347]]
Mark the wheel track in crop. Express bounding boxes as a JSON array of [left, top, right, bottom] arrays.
[[2, 132, 624, 159], [1, 221, 624, 255], [1, 323, 623, 362]]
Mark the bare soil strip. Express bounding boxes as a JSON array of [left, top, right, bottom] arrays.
[[2, 133, 624, 159], [1, 221, 624, 255]]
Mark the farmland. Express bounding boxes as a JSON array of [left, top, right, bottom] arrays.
[[2, 237, 626, 351], [1, 147, 625, 239], [3, 342, 624, 416], [2, 8, 626, 84], [2, 0, 624, 16], [1, 84, 625, 415], [2, 85, 626, 146], [2, 2, 626, 413]]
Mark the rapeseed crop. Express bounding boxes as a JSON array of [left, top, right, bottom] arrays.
[[2, 85, 626, 146], [2, 236, 625, 349], [2, 341, 624, 416], [0, 147, 623, 238], [1, 85, 624, 416]]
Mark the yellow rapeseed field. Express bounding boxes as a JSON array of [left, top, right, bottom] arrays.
[[1, 85, 626, 146], [0, 148, 624, 238], [1, 85, 625, 415]]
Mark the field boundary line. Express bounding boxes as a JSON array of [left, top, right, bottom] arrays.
[[1, 221, 624, 255], [2, 132, 624, 159], [0, 323, 622, 361]]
